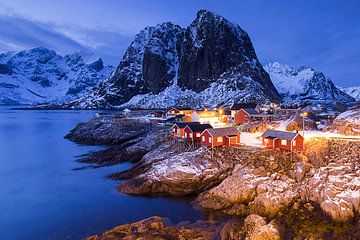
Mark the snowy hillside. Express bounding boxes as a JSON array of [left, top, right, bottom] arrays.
[[339, 86, 360, 101], [68, 10, 281, 109], [264, 62, 355, 104], [0, 47, 112, 105]]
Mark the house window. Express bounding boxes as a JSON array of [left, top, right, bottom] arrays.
[[209, 137, 212, 143], [281, 140, 287, 145], [264, 138, 269, 144], [218, 137, 223, 142], [196, 133, 201, 138], [177, 129, 180, 135], [189, 133, 193, 138], [184, 132, 187, 138], [292, 141, 296, 147], [202, 136, 205, 141], [173, 128, 176, 132]]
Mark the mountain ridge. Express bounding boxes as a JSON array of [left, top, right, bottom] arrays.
[[0, 47, 113, 105], [264, 62, 355, 104], [67, 10, 281, 109]]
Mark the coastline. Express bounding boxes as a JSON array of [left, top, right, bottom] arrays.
[[67, 114, 360, 239]]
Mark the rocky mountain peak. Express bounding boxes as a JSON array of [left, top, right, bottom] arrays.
[[265, 62, 355, 104], [0, 47, 113, 105], [69, 11, 281, 109]]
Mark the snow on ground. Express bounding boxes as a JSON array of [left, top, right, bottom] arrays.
[[240, 132, 263, 147], [239, 130, 360, 147]]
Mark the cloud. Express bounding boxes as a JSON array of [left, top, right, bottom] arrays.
[[0, 14, 132, 65]]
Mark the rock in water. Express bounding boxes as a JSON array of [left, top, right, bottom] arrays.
[[69, 10, 281, 109]]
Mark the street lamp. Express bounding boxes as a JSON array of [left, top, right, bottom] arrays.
[[302, 112, 308, 138]]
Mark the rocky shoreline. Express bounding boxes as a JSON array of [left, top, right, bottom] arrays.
[[67, 116, 360, 239]]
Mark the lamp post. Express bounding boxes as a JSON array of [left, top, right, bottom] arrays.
[[302, 112, 308, 138]]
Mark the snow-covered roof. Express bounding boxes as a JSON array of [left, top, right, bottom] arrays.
[[242, 108, 260, 115], [173, 122, 200, 128], [261, 129, 300, 141], [205, 127, 240, 137], [186, 124, 213, 132]]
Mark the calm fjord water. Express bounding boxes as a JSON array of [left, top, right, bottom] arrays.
[[0, 107, 202, 240]]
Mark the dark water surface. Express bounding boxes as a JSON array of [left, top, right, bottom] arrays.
[[0, 107, 204, 240]]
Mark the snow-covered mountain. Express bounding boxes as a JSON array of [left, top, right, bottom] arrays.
[[0, 47, 112, 105], [68, 10, 281, 109], [338, 86, 360, 101], [264, 62, 355, 104]]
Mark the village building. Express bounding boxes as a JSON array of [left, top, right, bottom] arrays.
[[234, 108, 273, 125], [184, 124, 213, 142], [230, 103, 259, 119], [172, 122, 200, 138], [149, 111, 165, 118], [201, 127, 241, 148], [261, 129, 304, 151], [192, 109, 228, 126], [167, 108, 194, 116]]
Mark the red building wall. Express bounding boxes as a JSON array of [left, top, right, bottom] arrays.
[[262, 134, 304, 151], [293, 135, 304, 150], [234, 110, 250, 124], [225, 135, 240, 146], [201, 130, 213, 147], [172, 125, 185, 137]]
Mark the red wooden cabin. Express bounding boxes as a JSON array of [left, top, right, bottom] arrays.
[[184, 124, 213, 142], [172, 122, 200, 138], [234, 108, 272, 125], [261, 129, 304, 151], [201, 127, 241, 148]]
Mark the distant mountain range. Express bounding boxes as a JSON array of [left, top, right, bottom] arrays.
[[0, 10, 357, 108], [0, 47, 112, 105], [264, 62, 355, 104], [338, 86, 360, 101]]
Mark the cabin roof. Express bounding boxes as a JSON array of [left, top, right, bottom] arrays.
[[261, 129, 300, 141], [230, 103, 257, 110], [173, 122, 200, 128], [206, 127, 240, 137], [186, 124, 213, 132], [241, 108, 260, 115]]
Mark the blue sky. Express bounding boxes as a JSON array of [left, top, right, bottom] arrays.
[[0, 0, 359, 87]]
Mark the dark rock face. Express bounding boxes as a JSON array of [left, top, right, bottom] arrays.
[[143, 50, 174, 93], [89, 58, 104, 72], [91, 22, 183, 106], [72, 10, 281, 108], [0, 63, 12, 74], [178, 10, 257, 92]]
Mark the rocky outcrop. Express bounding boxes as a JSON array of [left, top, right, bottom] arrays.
[[86, 216, 219, 240], [330, 108, 360, 135], [117, 143, 235, 196], [242, 214, 281, 240], [197, 139, 360, 222], [69, 10, 281, 109], [86, 215, 282, 240], [66, 116, 166, 166]]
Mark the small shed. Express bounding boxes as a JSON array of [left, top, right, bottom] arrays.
[[261, 129, 303, 151], [184, 124, 213, 142], [201, 127, 241, 148]]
